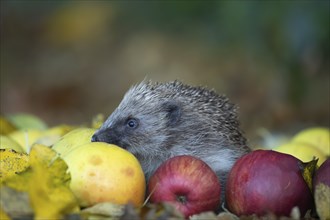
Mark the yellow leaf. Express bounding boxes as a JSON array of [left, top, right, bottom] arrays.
[[0, 135, 24, 153], [1, 169, 32, 192], [301, 158, 318, 191], [0, 149, 29, 183], [8, 129, 44, 153], [1, 144, 79, 219], [0, 206, 11, 220], [28, 144, 79, 219], [0, 116, 16, 135]]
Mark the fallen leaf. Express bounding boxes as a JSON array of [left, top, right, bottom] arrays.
[[0, 116, 17, 135], [190, 211, 219, 220], [217, 212, 240, 220], [135, 203, 184, 219], [0, 149, 29, 183], [82, 202, 124, 219], [28, 144, 79, 219], [0, 186, 33, 218], [0, 207, 11, 220], [314, 183, 330, 220], [6, 113, 47, 130], [1, 144, 79, 219], [301, 158, 318, 191]]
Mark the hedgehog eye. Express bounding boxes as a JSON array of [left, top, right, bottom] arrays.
[[126, 118, 139, 129]]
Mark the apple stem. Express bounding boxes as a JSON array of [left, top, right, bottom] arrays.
[[144, 184, 159, 206], [176, 195, 187, 204]]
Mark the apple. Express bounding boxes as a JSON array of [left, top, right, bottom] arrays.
[[226, 150, 313, 217], [313, 158, 330, 189], [52, 127, 97, 157], [313, 159, 330, 220], [292, 127, 330, 156], [274, 141, 326, 166], [64, 142, 146, 207], [148, 155, 221, 218]]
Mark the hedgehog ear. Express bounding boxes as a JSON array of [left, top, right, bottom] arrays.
[[162, 101, 181, 126]]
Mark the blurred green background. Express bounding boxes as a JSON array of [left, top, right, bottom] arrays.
[[1, 1, 329, 146]]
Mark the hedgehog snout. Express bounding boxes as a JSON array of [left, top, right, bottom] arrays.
[[91, 129, 112, 143], [91, 133, 100, 142], [91, 129, 127, 149]]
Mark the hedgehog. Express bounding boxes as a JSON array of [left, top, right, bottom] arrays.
[[92, 80, 250, 201]]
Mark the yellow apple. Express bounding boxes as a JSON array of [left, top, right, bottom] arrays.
[[274, 142, 326, 166], [64, 142, 146, 207], [292, 127, 330, 156], [52, 127, 96, 157]]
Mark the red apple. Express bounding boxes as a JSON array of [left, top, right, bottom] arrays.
[[226, 150, 313, 217], [148, 155, 221, 218]]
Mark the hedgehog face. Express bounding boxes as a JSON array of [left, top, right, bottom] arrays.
[[91, 96, 182, 159], [91, 114, 142, 150]]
